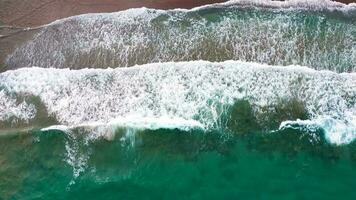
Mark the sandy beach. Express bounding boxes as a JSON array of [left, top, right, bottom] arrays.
[[0, 0, 354, 27], [0, 0, 227, 27]]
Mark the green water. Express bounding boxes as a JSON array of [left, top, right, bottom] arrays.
[[1, 127, 356, 200]]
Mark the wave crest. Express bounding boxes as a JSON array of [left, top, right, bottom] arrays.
[[1, 60, 355, 144]]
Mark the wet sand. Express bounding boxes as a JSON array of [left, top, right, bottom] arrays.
[[0, 0, 227, 27], [1, 0, 354, 27]]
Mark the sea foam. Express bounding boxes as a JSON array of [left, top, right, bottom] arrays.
[[195, 0, 356, 11], [5, 1, 355, 72], [1, 60, 355, 144]]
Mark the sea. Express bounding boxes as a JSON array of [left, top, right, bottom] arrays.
[[0, 0, 355, 199]]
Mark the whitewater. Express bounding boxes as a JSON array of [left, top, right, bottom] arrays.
[[3, 0, 355, 72], [0, 60, 355, 144]]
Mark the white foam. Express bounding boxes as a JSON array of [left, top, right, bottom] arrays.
[[48, 7, 164, 27], [41, 125, 71, 132], [41, 116, 204, 140], [279, 113, 356, 145], [0, 90, 37, 124], [1, 60, 355, 144], [64, 136, 88, 186], [192, 0, 356, 11], [6, 2, 355, 72], [83, 116, 204, 131]]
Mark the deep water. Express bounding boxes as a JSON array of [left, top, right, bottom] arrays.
[[1, 127, 356, 200]]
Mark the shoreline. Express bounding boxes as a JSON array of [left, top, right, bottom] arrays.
[[0, 0, 354, 71], [0, 0, 226, 27], [0, 0, 354, 27]]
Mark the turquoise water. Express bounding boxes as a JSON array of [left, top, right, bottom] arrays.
[[1, 98, 356, 199], [1, 128, 356, 199], [1, 1, 356, 199]]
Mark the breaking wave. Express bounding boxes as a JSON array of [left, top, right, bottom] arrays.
[[0, 60, 355, 144]]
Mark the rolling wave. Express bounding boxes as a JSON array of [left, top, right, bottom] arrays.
[[0, 60, 355, 144]]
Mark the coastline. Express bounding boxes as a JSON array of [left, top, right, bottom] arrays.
[[0, 0, 354, 27], [0, 0, 226, 27], [0, 0, 355, 72]]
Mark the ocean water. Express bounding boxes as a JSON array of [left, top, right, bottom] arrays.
[[1, 128, 356, 199], [1, 0, 356, 199]]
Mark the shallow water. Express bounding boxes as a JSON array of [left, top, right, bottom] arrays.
[[5, 3, 356, 72]]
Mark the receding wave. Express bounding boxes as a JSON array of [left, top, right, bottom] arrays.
[[0, 60, 355, 144], [200, 0, 356, 10], [5, 0, 356, 72]]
